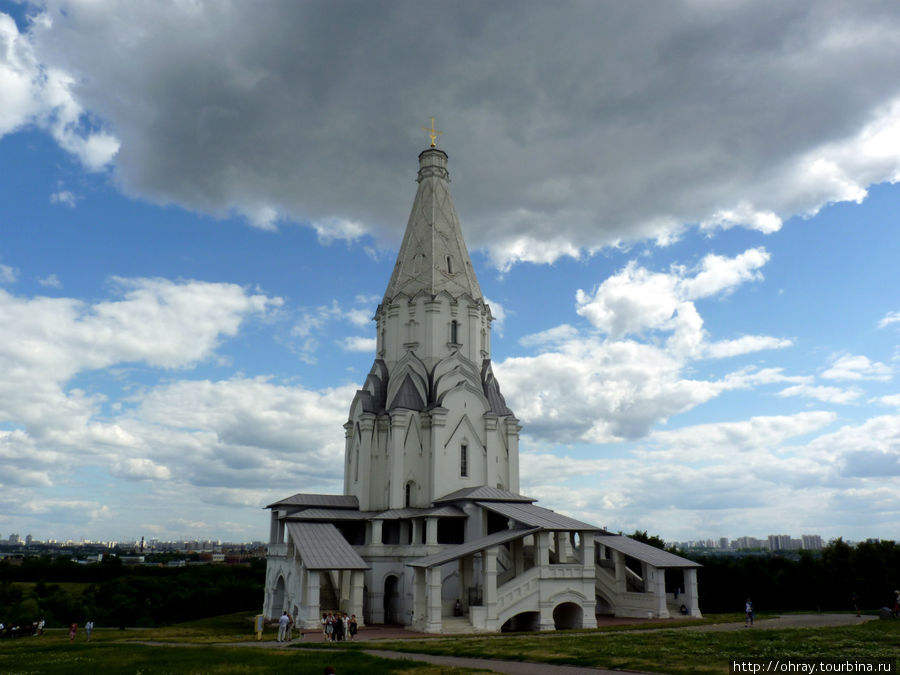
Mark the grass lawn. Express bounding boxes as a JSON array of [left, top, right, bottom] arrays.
[[2, 612, 897, 674], [0, 613, 483, 674], [353, 620, 900, 675]]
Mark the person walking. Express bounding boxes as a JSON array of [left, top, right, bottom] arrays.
[[277, 611, 290, 642], [84, 620, 93, 641], [745, 598, 754, 627]]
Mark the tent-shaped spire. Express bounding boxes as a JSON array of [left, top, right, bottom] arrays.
[[383, 148, 482, 304]]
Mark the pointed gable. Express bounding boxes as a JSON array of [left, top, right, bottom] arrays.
[[383, 149, 482, 304]]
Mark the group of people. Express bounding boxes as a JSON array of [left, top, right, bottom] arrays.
[[0, 618, 45, 638], [322, 612, 357, 641]]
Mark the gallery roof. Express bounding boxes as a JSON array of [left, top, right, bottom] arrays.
[[596, 535, 701, 569], [284, 522, 369, 570]]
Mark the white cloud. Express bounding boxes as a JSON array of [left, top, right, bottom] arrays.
[[822, 353, 892, 382], [38, 274, 62, 288], [575, 248, 769, 340], [0, 12, 118, 170], [879, 311, 900, 328], [50, 189, 77, 207], [0, 264, 17, 283], [340, 336, 376, 352], [643, 412, 837, 461], [499, 251, 795, 443], [778, 384, 862, 404], [703, 335, 793, 359], [484, 296, 506, 337]]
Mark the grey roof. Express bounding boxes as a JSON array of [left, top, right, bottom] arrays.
[[389, 373, 425, 411], [478, 501, 601, 531], [376, 505, 467, 520], [284, 522, 369, 570], [408, 527, 540, 568], [481, 360, 513, 416], [434, 486, 535, 504], [285, 509, 368, 521], [596, 535, 701, 569], [266, 493, 359, 509], [382, 148, 483, 304]]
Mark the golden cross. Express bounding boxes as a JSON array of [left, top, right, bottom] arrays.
[[422, 117, 443, 148]]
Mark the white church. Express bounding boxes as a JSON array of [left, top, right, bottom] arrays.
[[262, 142, 701, 633]]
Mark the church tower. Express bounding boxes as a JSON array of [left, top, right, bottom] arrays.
[[343, 147, 521, 511]]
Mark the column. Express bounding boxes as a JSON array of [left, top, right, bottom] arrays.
[[302, 570, 321, 629], [484, 546, 498, 629], [371, 519, 383, 546], [653, 566, 669, 618], [426, 567, 443, 632], [413, 567, 427, 628], [582, 532, 595, 575], [411, 519, 422, 545], [350, 570, 366, 626], [425, 517, 438, 545], [684, 568, 701, 617], [537, 531, 550, 569], [613, 550, 626, 595]]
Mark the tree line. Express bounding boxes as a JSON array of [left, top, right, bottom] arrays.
[[0, 555, 265, 628]]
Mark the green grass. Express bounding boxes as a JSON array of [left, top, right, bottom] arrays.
[[3, 612, 897, 675], [0, 613, 484, 674], [355, 620, 900, 675]]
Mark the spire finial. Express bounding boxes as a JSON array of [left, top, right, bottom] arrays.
[[422, 117, 443, 148]]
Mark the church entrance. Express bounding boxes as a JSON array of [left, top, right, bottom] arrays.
[[383, 575, 401, 624]]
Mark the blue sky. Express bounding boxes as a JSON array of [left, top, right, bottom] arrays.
[[1, 1, 899, 544]]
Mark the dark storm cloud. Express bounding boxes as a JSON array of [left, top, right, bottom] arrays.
[[24, 0, 900, 265]]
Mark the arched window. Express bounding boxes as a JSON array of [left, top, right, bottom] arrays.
[[405, 481, 414, 507], [450, 320, 459, 344], [460, 443, 468, 477], [446, 255, 453, 274]]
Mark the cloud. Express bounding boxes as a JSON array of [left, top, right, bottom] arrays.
[[6, 2, 900, 266], [778, 384, 862, 404], [50, 190, 77, 207], [822, 353, 892, 382], [575, 248, 769, 340], [0, 264, 17, 283], [484, 297, 507, 337], [498, 250, 796, 443], [879, 311, 900, 328], [340, 336, 376, 352], [0, 12, 118, 169], [38, 274, 62, 288]]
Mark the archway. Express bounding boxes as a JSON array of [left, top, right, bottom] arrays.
[[553, 602, 583, 630], [270, 575, 286, 619], [595, 592, 614, 616], [383, 575, 400, 625], [500, 611, 540, 632]]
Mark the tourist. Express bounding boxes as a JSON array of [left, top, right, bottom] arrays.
[[348, 614, 358, 640], [322, 613, 328, 640], [69, 622, 78, 641], [325, 613, 334, 641], [334, 613, 344, 641], [745, 599, 753, 627], [454, 599, 461, 616], [37, 618, 45, 635], [850, 592, 861, 617], [85, 620, 94, 641], [277, 611, 290, 642]]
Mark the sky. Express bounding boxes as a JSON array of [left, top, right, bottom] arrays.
[[1, 0, 899, 545]]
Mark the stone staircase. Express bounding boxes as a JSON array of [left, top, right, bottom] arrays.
[[441, 615, 491, 634]]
